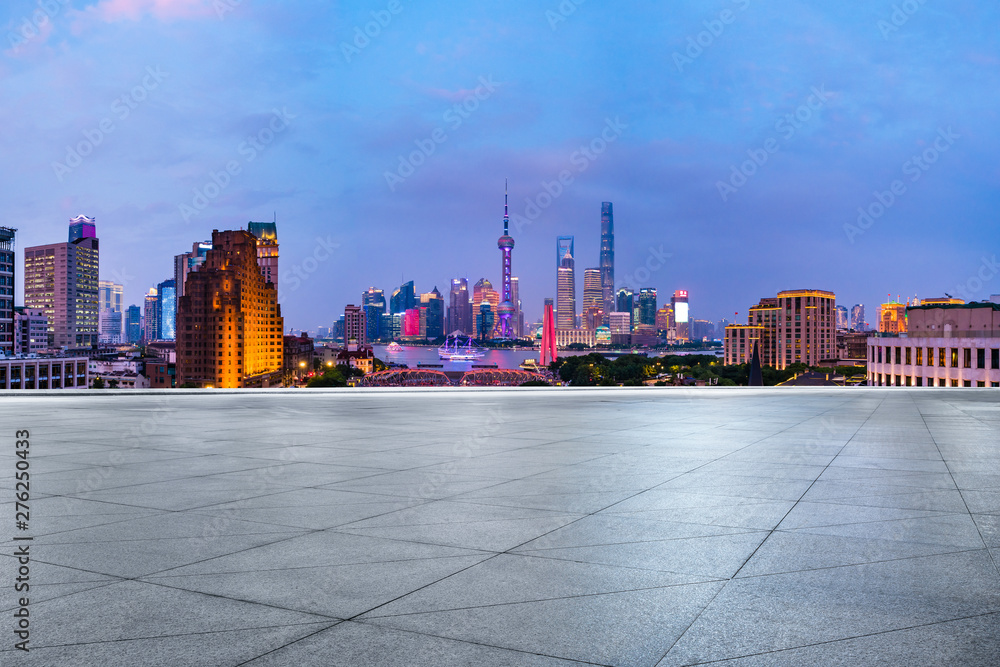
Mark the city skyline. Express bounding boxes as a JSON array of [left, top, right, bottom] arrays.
[[5, 2, 1000, 331]]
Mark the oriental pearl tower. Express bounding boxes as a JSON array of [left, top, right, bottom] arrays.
[[497, 180, 516, 340]]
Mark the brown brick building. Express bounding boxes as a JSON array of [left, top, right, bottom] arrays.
[[176, 230, 283, 388]]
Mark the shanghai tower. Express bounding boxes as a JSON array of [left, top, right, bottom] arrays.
[[600, 202, 614, 326]]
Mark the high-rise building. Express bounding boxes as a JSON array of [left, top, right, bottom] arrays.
[[656, 305, 673, 334], [609, 311, 631, 346], [344, 304, 366, 346], [835, 305, 849, 329], [362, 287, 386, 342], [473, 278, 500, 338], [583, 268, 602, 312], [639, 288, 657, 326], [24, 216, 99, 348], [556, 243, 576, 329], [476, 302, 494, 342], [748, 297, 779, 366], [724, 325, 763, 365], [878, 301, 907, 334], [247, 220, 279, 296], [157, 279, 177, 340], [851, 304, 866, 331], [742, 289, 836, 369], [126, 305, 142, 344], [0, 227, 15, 355], [143, 288, 159, 342], [616, 288, 634, 329], [510, 276, 523, 338], [390, 281, 416, 314], [174, 241, 212, 318], [692, 319, 714, 341], [176, 229, 284, 388], [447, 278, 472, 334], [13, 307, 48, 355], [420, 287, 445, 339], [98, 281, 124, 345], [600, 202, 615, 326], [497, 183, 516, 339], [403, 308, 421, 339], [671, 290, 690, 341]]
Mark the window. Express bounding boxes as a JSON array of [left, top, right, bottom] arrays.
[[916, 377, 923, 387], [977, 349, 986, 369], [950, 349, 958, 368], [916, 348, 923, 366], [993, 349, 1000, 370], [878, 347, 883, 364], [963, 380, 972, 387], [939, 348, 946, 367], [905, 348, 912, 365], [927, 348, 934, 367], [895, 347, 902, 365], [964, 348, 972, 369]]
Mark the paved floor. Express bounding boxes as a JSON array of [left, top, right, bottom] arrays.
[[1, 388, 999, 666]]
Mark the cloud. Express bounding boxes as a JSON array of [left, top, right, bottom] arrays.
[[78, 0, 220, 23]]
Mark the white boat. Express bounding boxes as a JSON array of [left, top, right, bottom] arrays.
[[385, 342, 403, 353], [438, 334, 485, 361]]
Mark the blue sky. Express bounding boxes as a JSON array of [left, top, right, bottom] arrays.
[[4, 0, 999, 330]]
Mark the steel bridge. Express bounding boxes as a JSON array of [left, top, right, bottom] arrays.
[[358, 368, 552, 387]]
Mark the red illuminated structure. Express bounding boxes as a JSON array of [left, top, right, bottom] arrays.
[[540, 302, 557, 367]]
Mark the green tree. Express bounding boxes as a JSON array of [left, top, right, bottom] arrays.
[[91, 378, 105, 389]]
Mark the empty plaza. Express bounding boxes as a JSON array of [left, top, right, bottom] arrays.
[[2, 388, 999, 666]]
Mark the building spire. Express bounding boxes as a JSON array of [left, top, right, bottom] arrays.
[[503, 178, 509, 235]]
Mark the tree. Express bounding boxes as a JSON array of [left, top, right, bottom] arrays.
[[91, 378, 105, 389], [108, 379, 119, 389]]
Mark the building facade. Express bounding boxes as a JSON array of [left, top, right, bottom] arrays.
[[0, 227, 15, 356], [24, 216, 100, 348], [557, 247, 576, 329], [671, 290, 690, 342], [878, 301, 907, 334], [14, 308, 48, 355], [638, 288, 657, 326], [867, 302, 1000, 387], [176, 229, 284, 388], [724, 325, 763, 365], [247, 221, 278, 296], [447, 278, 472, 335], [344, 304, 366, 346], [0, 357, 88, 390], [600, 202, 614, 326]]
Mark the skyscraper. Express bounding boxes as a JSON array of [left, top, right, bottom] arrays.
[[362, 287, 386, 341], [420, 287, 445, 339], [126, 305, 142, 344], [157, 279, 177, 341], [851, 304, 866, 331], [345, 304, 366, 346], [835, 305, 849, 329], [510, 276, 522, 338], [174, 241, 212, 319], [600, 202, 615, 326], [639, 288, 657, 326], [583, 268, 602, 328], [247, 220, 279, 296], [497, 182, 516, 340], [616, 288, 634, 329], [671, 290, 690, 341], [143, 288, 159, 342], [473, 278, 500, 338], [447, 278, 472, 334], [556, 240, 576, 329], [476, 302, 494, 342], [390, 281, 416, 314], [176, 229, 284, 388], [24, 216, 99, 348], [98, 280, 124, 345], [0, 227, 15, 355]]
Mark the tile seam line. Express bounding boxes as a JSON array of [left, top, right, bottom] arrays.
[[652, 394, 887, 665], [916, 396, 1000, 579]]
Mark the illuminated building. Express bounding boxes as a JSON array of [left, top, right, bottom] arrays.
[[363, 287, 386, 341], [867, 302, 1000, 387], [583, 268, 602, 320], [655, 305, 673, 334], [98, 280, 123, 344], [176, 229, 284, 388], [631, 324, 658, 347], [476, 302, 494, 342], [725, 325, 763, 365], [24, 216, 99, 348], [174, 241, 212, 318], [595, 326, 611, 345], [510, 276, 523, 338], [557, 245, 576, 329], [447, 278, 472, 334], [13, 308, 48, 355], [600, 202, 615, 326], [345, 304, 366, 346], [671, 290, 689, 341], [748, 297, 779, 366], [247, 220, 279, 296], [776, 289, 836, 368], [0, 228, 16, 355], [919, 297, 966, 306], [420, 287, 445, 339], [878, 301, 907, 334], [143, 288, 159, 342], [126, 305, 142, 344], [497, 182, 516, 339], [639, 288, 657, 326], [390, 281, 416, 314], [403, 308, 421, 339], [836, 305, 849, 329], [584, 307, 603, 331], [555, 328, 595, 348], [157, 279, 177, 341], [616, 288, 634, 329], [473, 278, 499, 338]]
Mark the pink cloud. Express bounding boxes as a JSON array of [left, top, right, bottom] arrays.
[[80, 0, 220, 23]]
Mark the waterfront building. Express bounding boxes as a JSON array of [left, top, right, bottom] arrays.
[[867, 302, 1000, 387], [363, 287, 386, 342], [656, 306, 673, 335], [557, 247, 576, 329], [616, 288, 634, 329], [639, 288, 657, 326], [473, 279, 500, 337], [176, 229, 284, 388], [725, 325, 763, 365], [420, 287, 445, 339], [609, 311, 631, 346], [390, 281, 416, 314], [555, 328, 595, 348], [447, 278, 472, 335], [600, 202, 615, 326]]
